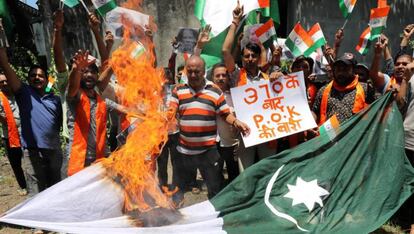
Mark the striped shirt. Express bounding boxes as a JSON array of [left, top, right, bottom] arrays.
[[169, 81, 230, 155]]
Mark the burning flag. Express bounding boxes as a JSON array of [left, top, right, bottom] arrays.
[[1, 91, 413, 233]]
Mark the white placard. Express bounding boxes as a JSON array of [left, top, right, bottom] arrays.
[[231, 71, 317, 147]]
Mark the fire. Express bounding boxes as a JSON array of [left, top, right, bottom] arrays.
[[101, 26, 174, 218]]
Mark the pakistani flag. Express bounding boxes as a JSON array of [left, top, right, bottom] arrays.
[[1, 93, 413, 233]]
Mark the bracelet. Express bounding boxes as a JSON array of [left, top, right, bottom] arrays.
[[232, 21, 239, 27]]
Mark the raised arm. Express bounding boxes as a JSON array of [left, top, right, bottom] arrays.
[[332, 28, 344, 59], [67, 50, 95, 97], [0, 21, 21, 94], [53, 10, 66, 73], [400, 24, 414, 52], [369, 41, 387, 90], [222, 1, 243, 73], [97, 65, 113, 92], [104, 30, 114, 55], [89, 13, 109, 65], [194, 25, 211, 56]]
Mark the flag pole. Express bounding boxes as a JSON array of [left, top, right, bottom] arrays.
[[79, 0, 91, 14], [341, 18, 349, 30]]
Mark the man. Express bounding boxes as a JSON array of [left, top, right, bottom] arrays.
[[371, 35, 414, 232], [0, 51, 63, 196], [221, 2, 274, 171], [66, 50, 116, 176], [157, 67, 180, 192], [370, 39, 413, 110], [313, 53, 375, 125], [211, 63, 240, 183], [53, 10, 114, 176], [178, 28, 198, 54], [0, 70, 27, 195], [169, 56, 250, 199]]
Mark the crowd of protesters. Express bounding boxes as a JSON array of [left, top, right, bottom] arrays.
[[1, 3, 414, 233]]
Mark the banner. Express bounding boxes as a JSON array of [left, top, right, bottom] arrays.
[[230, 71, 317, 147]]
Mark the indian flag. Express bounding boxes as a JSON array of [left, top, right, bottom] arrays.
[[194, 0, 270, 37], [92, 0, 117, 17], [355, 26, 371, 55], [319, 114, 340, 141], [369, 6, 390, 40], [61, 0, 79, 8], [45, 76, 56, 93], [254, 19, 276, 44], [338, 0, 357, 19], [285, 22, 314, 57], [130, 41, 146, 59], [305, 23, 326, 55]]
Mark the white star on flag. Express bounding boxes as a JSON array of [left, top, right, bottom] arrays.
[[284, 177, 329, 212]]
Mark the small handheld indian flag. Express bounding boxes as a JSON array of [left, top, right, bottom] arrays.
[[319, 114, 340, 141], [338, 0, 357, 19], [254, 19, 276, 44], [285, 22, 314, 57], [305, 23, 326, 55], [45, 76, 56, 93], [91, 0, 117, 17], [369, 6, 390, 40], [355, 26, 371, 55]]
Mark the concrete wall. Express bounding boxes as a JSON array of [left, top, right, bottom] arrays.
[[145, 0, 414, 67], [45, 0, 413, 68], [287, 0, 414, 65]]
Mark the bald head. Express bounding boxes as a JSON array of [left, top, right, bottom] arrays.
[[186, 56, 206, 91], [186, 55, 206, 70]]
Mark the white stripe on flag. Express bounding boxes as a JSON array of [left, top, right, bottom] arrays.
[[289, 30, 310, 54], [370, 16, 388, 28]]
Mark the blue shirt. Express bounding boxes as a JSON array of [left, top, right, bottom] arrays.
[[15, 84, 62, 149]]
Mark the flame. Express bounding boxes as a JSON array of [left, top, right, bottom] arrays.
[[101, 26, 173, 214]]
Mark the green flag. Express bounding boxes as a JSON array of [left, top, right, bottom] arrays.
[[0, 0, 14, 38], [210, 92, 414, 233], [61, 0, 80, 8], [194, 0, 279, 69]]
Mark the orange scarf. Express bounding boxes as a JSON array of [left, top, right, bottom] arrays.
[[386, 76, 397, 92], [0, 92, 20, 148], [68, 91, 107, 176], [319, 76, 367, 125], [237, 68, 269, 87]]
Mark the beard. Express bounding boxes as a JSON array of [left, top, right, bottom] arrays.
[[80, 79, 96, 90]]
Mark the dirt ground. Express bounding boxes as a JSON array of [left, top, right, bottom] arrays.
[[0, 155, 207, 234]]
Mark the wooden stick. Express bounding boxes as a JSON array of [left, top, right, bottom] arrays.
[[79, 0, 91, 14], [341, 18, 349, 30]]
